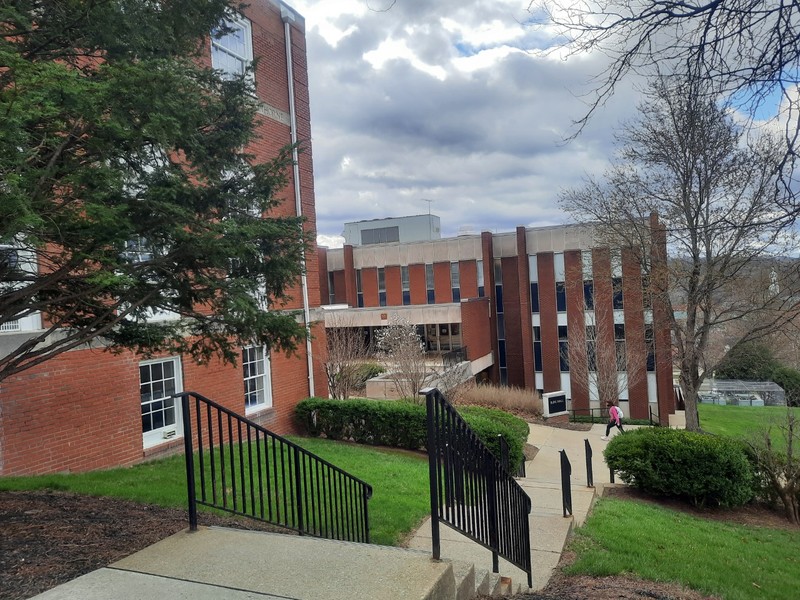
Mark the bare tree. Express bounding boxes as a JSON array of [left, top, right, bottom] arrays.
[[376, 316, 433, 402], [561, 278, 651, 410], [534, 0, 800, 189], [323, 315, 371, 400], [561, 75, 800, 431]]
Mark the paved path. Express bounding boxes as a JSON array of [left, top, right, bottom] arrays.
[[405, 421, 622, 591]]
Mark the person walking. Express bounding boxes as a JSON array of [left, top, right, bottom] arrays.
[[601, 400, 624, 440]]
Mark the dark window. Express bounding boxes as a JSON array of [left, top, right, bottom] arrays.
[[559, 342, 569, 371], [361, 226, 400, 245], [498, 340, 507, 368], [450, 262, 460, 302], [425, 264, 434, 304], [645, 324, 655, 371], [533, 326, 542, 372], [615, 323, 626, 370], [530, 282, 540, 312], [583, 280, 594, 310], [613, 277, 624, 309], [495, 285, 503, 314], [558, 325, 569, 371], [642, 276, 651, 309], [378, 268, 386, 307], [556, 281, 567, 312], [401, 266, 410, 306], [356, 269, 363, 308]]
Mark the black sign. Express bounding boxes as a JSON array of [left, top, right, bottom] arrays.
[[548, 394, 567, 414]]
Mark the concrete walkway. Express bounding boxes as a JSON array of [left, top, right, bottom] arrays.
[[405, 421, 622, 591], [31, 421, 638, 599]]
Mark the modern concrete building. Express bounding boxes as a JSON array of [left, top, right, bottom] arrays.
[[0, 0, 326, 475], [342, 214, 442, 246], [318, 216, 676, 423]]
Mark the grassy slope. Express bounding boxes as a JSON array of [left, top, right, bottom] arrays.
[[0, 437, 430, 547], [566, 402, 800, 600]]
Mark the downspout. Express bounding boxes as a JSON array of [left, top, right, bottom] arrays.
[[282, 6, 315, 397]]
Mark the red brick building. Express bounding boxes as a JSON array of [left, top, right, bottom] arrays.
[[0, 1, 326, 476], [319, 217, 675, 423]]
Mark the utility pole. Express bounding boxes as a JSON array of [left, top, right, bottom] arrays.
[[422, 198, 433, 240]]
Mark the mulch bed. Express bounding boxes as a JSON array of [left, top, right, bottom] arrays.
[[0, 490, 288, 600]]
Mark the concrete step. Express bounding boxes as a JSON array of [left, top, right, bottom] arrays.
[[36, 527, 459, 600]]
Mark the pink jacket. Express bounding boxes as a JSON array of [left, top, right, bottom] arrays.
[[610, 405, 621, 425]]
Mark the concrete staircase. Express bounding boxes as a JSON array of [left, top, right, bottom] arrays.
[[32, 526, 528, 600]]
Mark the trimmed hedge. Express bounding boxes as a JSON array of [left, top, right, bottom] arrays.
[[294, 398, 528, 470], [604, 427, 755, 507]]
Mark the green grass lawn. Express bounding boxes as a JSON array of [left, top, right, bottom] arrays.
[[568, 497, 800, 600], [698, 402, 799, 442], [0, 436, 430, 547]]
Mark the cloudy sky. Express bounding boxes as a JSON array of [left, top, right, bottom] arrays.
[[289, 0, 643, 247]]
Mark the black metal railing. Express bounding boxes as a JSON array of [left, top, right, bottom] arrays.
[[178, 391, 373, 543], [584, 439, 593, 488], [498, 434, 526, 478], [568, 406, 662, 426], [442, 346, 468, 369], [559, 450, 573, 517], [423, 387, 532, 589]]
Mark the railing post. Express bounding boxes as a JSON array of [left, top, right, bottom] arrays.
[[559, 449, 572, 517], [423, 388, 441, 561], [584, 439, 594, 488], [293, 446, 305, 535], [498, 434, 509, 472], [180, 393, 198, 531], [486, 451, 499, 574]]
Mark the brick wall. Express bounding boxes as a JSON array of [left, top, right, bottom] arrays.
[[459, 260, 478, 299], [461, 297, 493, 362], [409, 263, 427, 305], [385, 265, 402, 306], [501, 256, 525, 388], [433, 262, 451, 304], [361, 266, 378, 307], [537, 252, 560, 392]]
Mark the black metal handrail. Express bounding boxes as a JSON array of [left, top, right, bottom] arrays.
[[178, 391, 373, 543], [560, 450, 572, 517], [568, 406, 662, 426], [498, 434, 526, 478], [423, 387, 532, 589], [584, 439, 593, 488], [442, 346, 468, 369]]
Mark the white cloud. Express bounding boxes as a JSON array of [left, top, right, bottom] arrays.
[[292, 0, 641, 239]]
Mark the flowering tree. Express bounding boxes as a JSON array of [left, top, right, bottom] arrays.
[[376, 317, 433, 402]]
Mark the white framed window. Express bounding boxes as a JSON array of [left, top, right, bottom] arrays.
[[243, 345, 272, 412], [1, 243, 42, 333], [211, 16, 253, 79], [139, 357, 183, 449], [121, 236, 154, 264]]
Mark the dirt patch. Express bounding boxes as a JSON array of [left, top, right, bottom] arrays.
[[0, 489, 290, 600]]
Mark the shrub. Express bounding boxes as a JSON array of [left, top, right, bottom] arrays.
[[457, 383, 542, 418], [295, 398, 528, 469], [356, 362, 384, 384], [604, 428, 755, 507]]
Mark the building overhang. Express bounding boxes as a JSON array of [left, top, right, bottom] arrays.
[[321, 303, 462, 328]]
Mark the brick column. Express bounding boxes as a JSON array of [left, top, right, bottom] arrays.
[[537, 252, 560, 392]]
